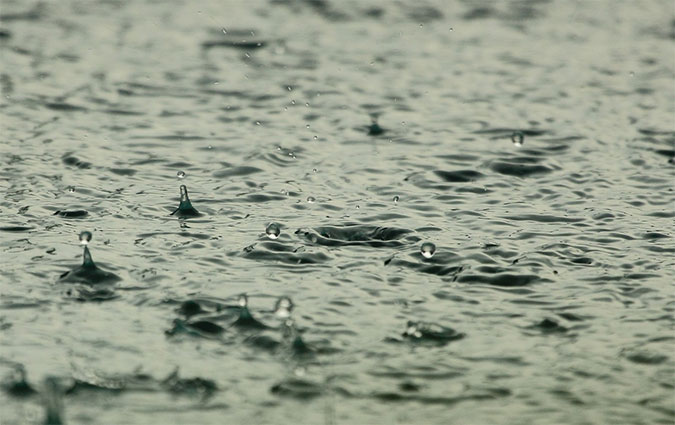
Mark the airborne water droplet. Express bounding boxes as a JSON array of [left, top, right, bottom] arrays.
[[393, 195, 400, 203], [274, 296, 294, 319], [420, 242, 436, 259], [79, 231, 92, 245], [67, 186, 75, 193], [177, 171, 186, 179], [265, 223, 281, 239], [307, 196, 315, 203], [511, 131, 524, 147], [238, 294, 248, 308]]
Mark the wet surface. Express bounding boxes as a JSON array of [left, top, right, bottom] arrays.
[[1, 0, 674, 424]]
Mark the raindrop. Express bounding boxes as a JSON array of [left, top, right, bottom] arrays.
[[265, 223, 281, 240], [274, 296, 294, 319], [393, 195, 399, 203], [305, 102, 309, 107], [287, 86, 292, 91], [449, 27, 454, 31], [67, 186, 75, 193], [306, 124, 310, 129], [307, 196, 315, 203], [420, 242, 436, 259], [176, 171, 186, 179], [256, 121, 261, 126], [629, 71, 635, 77], [312, 168, 318, 173], [222, 28, 227, 34], [511, 131, 524, 147], [313, 135, 318, 140], [291, 100, 296, 105], [79, 231, 92, 246], [238, 294, 248, 308]]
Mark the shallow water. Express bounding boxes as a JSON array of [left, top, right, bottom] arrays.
[[1, 1, 674, 424]]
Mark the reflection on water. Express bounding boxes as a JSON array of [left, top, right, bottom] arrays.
[[1, 0, 674, 424]]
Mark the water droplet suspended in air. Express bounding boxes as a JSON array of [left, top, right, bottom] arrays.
[[222, 28, 227, 34], [274, 296, 294, 319], [420, 242, 436, 259], [312, 168, 318, 173], [393, 195, 399, 203], [177, 171, 186, 179], [287, 86, 292, 91], [79, 231, 92, 246], [238, 294, 248, 308], [265, 223, 281, 240], [313, 135, 318, 140], [67, 186, 75, 193], [291, 100, 296, 105], [307, 196, 315, 203], [305, 102, 309, 107], [511, 131, 524, 147], [306, 124, 310, 129]]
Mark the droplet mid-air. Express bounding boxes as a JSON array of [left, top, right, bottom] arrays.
[[177, 171, 186, 179], [79, 231, 92, 245], [274, 296, 294, 319], [420, 242, 436, 259], [265, 223, 281, 239], [511, 131, 524, 147]]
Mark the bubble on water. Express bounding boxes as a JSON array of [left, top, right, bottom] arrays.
[[274, 296, 294, 319], [393, 195, 400, 203], [176, 171, 186, 179], [307, 196, 316, 203], [79, 231, 92, 246], [449, 27, 454, 31], [238, 294, 248, 308], [511, 131, 524, 147], [356, 205, 360, 209], [312, 168, 318, 173], [67, 186, 75, 193], [420, 242, 436, 259], [207, 145, 213, 150], [313, 135, 318, 140], [405, 322, 423, 338], [266, 223, 281, 239]]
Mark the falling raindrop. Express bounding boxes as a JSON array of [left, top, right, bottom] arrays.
[[420, 242, 436, 259], [393, 195, 400, 203], [266, 223, 281, 240], [307, 196, 316, 203], [79, 231, 92, 246], [176, 171, 186, 179], [511, 131, 524, 147]]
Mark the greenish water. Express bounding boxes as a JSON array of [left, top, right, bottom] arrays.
[[1, 1, 674, 424]]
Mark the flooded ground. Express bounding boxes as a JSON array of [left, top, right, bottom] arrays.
[[1, 0, 674, 424]]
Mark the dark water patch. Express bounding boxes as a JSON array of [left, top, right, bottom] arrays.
[[490, 161, 553, 177], [166, 318, 225, 338], [643, 232, 669, 240], [367, 121, 385, 136], [370, 389, 509, 405], [457, 273, 542, 287], [242, 245, 330, 265], [299, 225, 413, 248], [622, 350, 669, 365], [109, 168, 137, 176], [271, 378, 323, 399], [45, 102, 88, 112], [53, 210, 88, 218], [502, 214, 584, 223], [202, 39, 266, 50], [0, 29, 11, 38], [61, 154, 92, 169], [162, 369, 217, 399], [0, 226, 33, 232], [393, 321, 465, 346], [0, 4, 43, 21], [528, 318, 568, 334], [570, 257, 593, 265], [66, 286, 118, 302], [213, 166, 263, 178], [434, 170, 484, 183], [2, 367, 37, 398]]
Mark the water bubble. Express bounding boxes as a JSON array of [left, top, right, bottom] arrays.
[[420, 242, 436, 259], [79, 231, 92, 246], [393, 195, 399, 203], [449, 27, 454, 31], [238, 294, 248, 308], [313, 135, 318, 140], [274, 296, 294, 319], [265, 223, 281, 239], [176, 171, 186, 179], [67, 186, 75, 193], [312, 168, 318, 173], [306, 196, 315, 203], [511, 131, 524, 147]]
